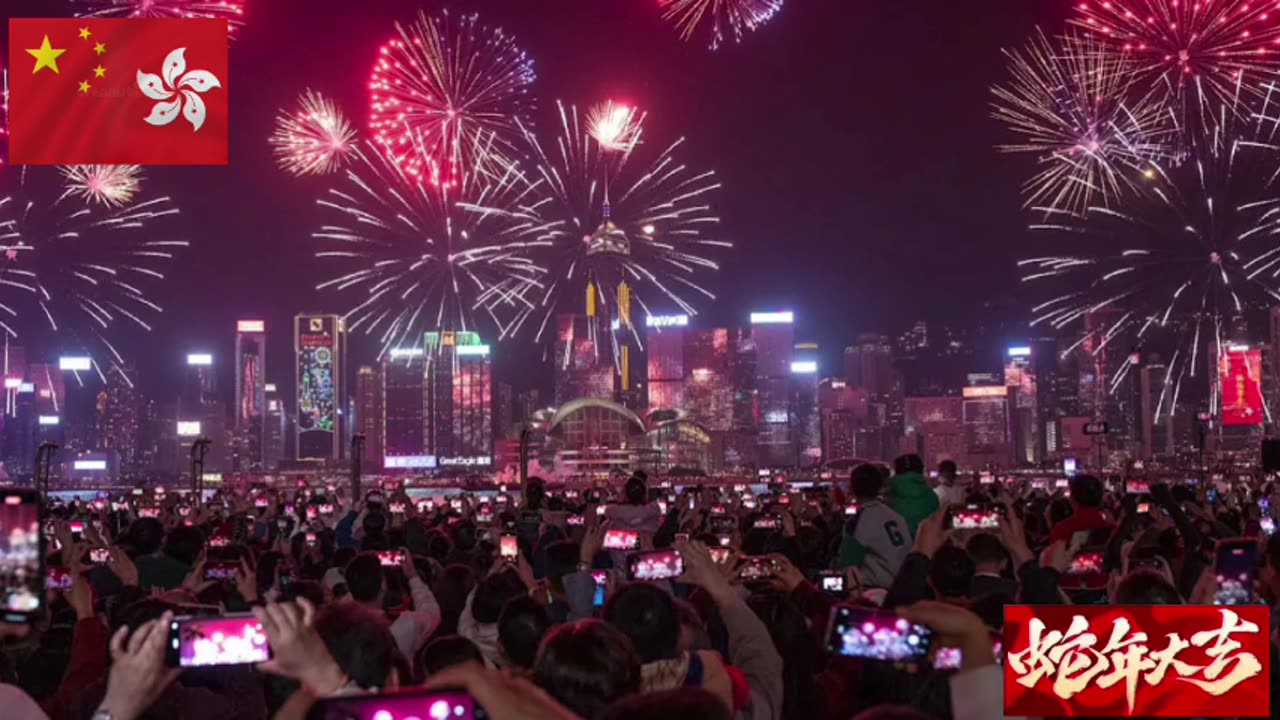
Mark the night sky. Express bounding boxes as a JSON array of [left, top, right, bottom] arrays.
[[1, 0, 1067, 400]]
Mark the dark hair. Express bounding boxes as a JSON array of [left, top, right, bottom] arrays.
[[498, 594, 551, 670], [965, 533, 1009, 569], [314, 602, 400, 689], [425, 530, 453, 562], [1048, 498, 1075, 526], [525, 478, 546, 511], [937, 460, 957, 479], [283, 579, 325, 608], [471, 568, 528, 625], [849, 464, 885, 501], [163, 525, 204, 565], [1115, 569, 1183, 605], [624, 474, 647, 505], [333, 546, 357, 568], [417, 635, 484, 680], [533, 620, 642, 720], [543, 540, 581, 595], [345, 553, 385, 604], [928, 545, 975, 599], [893, 454, 924, 475], [127, 518, 165, 556], [747, 592, 822, 720], [603, 582, 678, 663], [451, 520, 478, 552], [597, 688, 731, 720], [1069, 474, 1105, 508]]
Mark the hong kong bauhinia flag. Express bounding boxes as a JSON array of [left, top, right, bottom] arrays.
[[8, 19, 228, 165]]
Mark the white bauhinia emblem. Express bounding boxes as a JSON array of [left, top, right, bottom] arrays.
[[137, 48, 221, 132]]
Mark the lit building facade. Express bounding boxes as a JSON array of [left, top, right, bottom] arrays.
[[751, 312, 795, 467], [962, 386, 1012, 468], [264, 383, 286, 470], [903, 396, 964, 469], [382, 348, 427, 469], [234, 320, 267, 470], [426, 331, 492, 467], [791, 345, 821, 467], [295, 315, 345, 461], [554, 315, 615, 405], [96, 364, 139, 472], [1005, 346, 1039, 467], [355, 365, 384, 469]]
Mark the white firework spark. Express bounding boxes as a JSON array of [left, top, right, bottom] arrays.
[[60, 165, 144, 207], [72, 0, 246, 38], [271, 90, 357, 176], [587, 101, 643, 154], [659, 0, 784, 50]]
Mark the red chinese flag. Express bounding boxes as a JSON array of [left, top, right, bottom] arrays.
[[8, 18, 228, 165]]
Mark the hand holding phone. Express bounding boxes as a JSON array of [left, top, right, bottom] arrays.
[[627, 550, 683, 581], [945, 503, 1003, 530], [825, 604, 933, 661], [377, 551, 405, 568], [1214, 538, 1257, 605], [602, 529, 639, 551], [499, 535, 518, 561], [166, 614, 271, 667]]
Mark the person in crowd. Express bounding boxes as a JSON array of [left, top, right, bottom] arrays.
[[127, 518, 193, 590], [459, 564, 535, 668], [497, 595, 551, 670], [532, 620, 642, 718], [932, 461, 965, 507], [342, 549, 442, 670], [886, 455, 940, 535], [836, 464, 912, 589], [965, 532, 1017, 600]]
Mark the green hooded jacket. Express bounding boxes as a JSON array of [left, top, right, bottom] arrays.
[[886, 471, 939, 536]]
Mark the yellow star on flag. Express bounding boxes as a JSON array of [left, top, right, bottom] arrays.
[[78, 27, 92, 40], [79, 81, 91, 94], [94, 42, 106, 56], [26, 35, 67, 75], [93, 66, 106, 78]]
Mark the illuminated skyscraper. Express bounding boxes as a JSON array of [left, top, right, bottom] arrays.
[[426, 332, 492, 467], [1139, 357, 1174, 459], [355, 366, 384, 469], [1005, 346, 1039, 467], [295, 315, 346, 461], [751, 312, 795, 467], [96, 364, 139, 471], [790, 343, 821, 466], [235, 320, 267, 470], [383, 348, 427, 469], [264, 383, 286, 471], [645, 315, 688, 412], [554, 315, 614, 405]]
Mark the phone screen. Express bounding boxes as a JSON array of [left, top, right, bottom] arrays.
[[1215, 540, 1258, 605], [825, 605, 933, 661], [377, 551, 404, 568], [499, 535, 518, 560], [752, 517, 780, 530], [1067, 551, 1104, 576], [0, 491, 42, 621], [603, 530, 639, 550], [45, 566, 72, 591], [844, 505, 859, 516], [934, 639, 1004, 670], [1126, 480, 1150, 495], [303, 690, 484, 720], [819, 573, 845, 593], [166, 614, 271, 667], [88, 547, 110, 564], [628, 550, 683, 581], [204, 562, 239, 581], [1054, 478, 1070, 489], [591, 570, 607, 607], [566, 514, 585, 527], [710, 516, 736, 534], [946, 504, 1001, 530], [709, 547, 731, 564], [738, 557, 776, 581]]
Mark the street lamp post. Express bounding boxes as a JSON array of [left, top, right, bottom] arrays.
[[35, 442, 58, 499], [190, 437, 211, 503]]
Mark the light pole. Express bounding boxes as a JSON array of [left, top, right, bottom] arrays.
[[35, 442, 58, 499], [190, 437, 211, 502], [350, 433, 365, 500]]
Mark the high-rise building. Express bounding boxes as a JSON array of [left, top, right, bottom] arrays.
[[790, 346, 821, 467], [495, 382, 513, 441], [962, 385, 1012, 468], [904, 396, 964, 468], [96, 364, 139, 471], [234, 320, 267, 470], [1005, 346, 1039, 467], [646, 314, 689, 411], [727, 331, 758, 467], [1139, 357, 1174, 459], [355, 366, 384, 469], [751, 312, 795, 467], [264, 383, 286, 471], [554, 315, 615, 405], [295, 315, 346, 461], [820, 379, 868, 462], [426, 331, 492, 467], [517, 389, 542, 425], [383, 347, 427, 469]]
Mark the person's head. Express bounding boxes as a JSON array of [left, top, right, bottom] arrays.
[[746, 592, 822, 720], [543, 540, 581, 596], [417, 635, 484, 680], [1112, 569, 1183, 605], [965, 533, 1010, 575], [928, 544, 975, 600], [1069, 474, 1105, 509], [893, 454, 924, 475], [451, 520, 478, 552], [597, 688, 731, 720], [344, 553, 386, 605], [937, 460, 958, 482], [498, 594, 551, 670], [849, 463, 885, 502], [314, 602, 401, 690], [624, 474, 647, 505], [127, 517, 165, 556], [533, 619, 642, 720], [282, 579, 325, 608], [471, 568, 528, 625], [163, 525, 204, 565], [1048, 497, 1075, 526], [525, 477, 546, 511], [672, 598, 709, 652], [603, 582, 678, 663]]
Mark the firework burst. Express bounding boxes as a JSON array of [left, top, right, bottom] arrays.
[[368, 10, 535, 189], [1072, 0, 1280, 134], [491, 101, 727, 344], [73, 0, 246, 37], [60, 165, 144, 208], [1020, 85, 1280, 419], [0, 168, 186, 381], [271, 90, 357, 176], [587, 101, 643, 153], [659, 0, 784, 50], [314, 140, 553, 357], [992, 29, 1173, 215], [1, 68, 9, 167]]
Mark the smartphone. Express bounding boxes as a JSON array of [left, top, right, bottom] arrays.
[[1066, 551, 1104, 576], [596, 505, 608, 517], [656, 500, 668, 515], [979, 472, 995, 486], [69, 521, 85, 540], [742, 498, 758, 510], [591, 570, 607, 608], [1214, 539, 1258, 605], [1136, 503, 1151, 514], [377, 551, 404, 568], [945, 503, 1002, 530], [934, 639, 1005, 670], [710, 515, 736, 534], [0, 492, 42, 621], [166, 614, 271, 667], [627, 550, 684, 581], [1125, 480, 1150, 495], [1260, 497, 1271, 514], [709, 547, 732, 564], [825, 604, 933, 661], [204, 561, 240, 581], [367, 492, 384, 505], [1030, 479, 1048, 490], [209, 535, 230, 548], [738, 556, 777, 581], [819, 571, 847, 594], [566, 514, 585, 527], [254, 497, 269, 508], [603, 529, 639, 551], [499, 535, 518, 561], [87, 547, 111, 565], [132, 488, 144, 496], [1207, 488, 1219, 503], [844, 504, 859, 516], [138, 507, 160, 518], [450, 499, 464, 512], [304, 688, 488, 720], [752, 516, 780, 530], [1262, 517, 1277, 536], [45, 566, 73, 591], [388, 502, 406, 514]]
